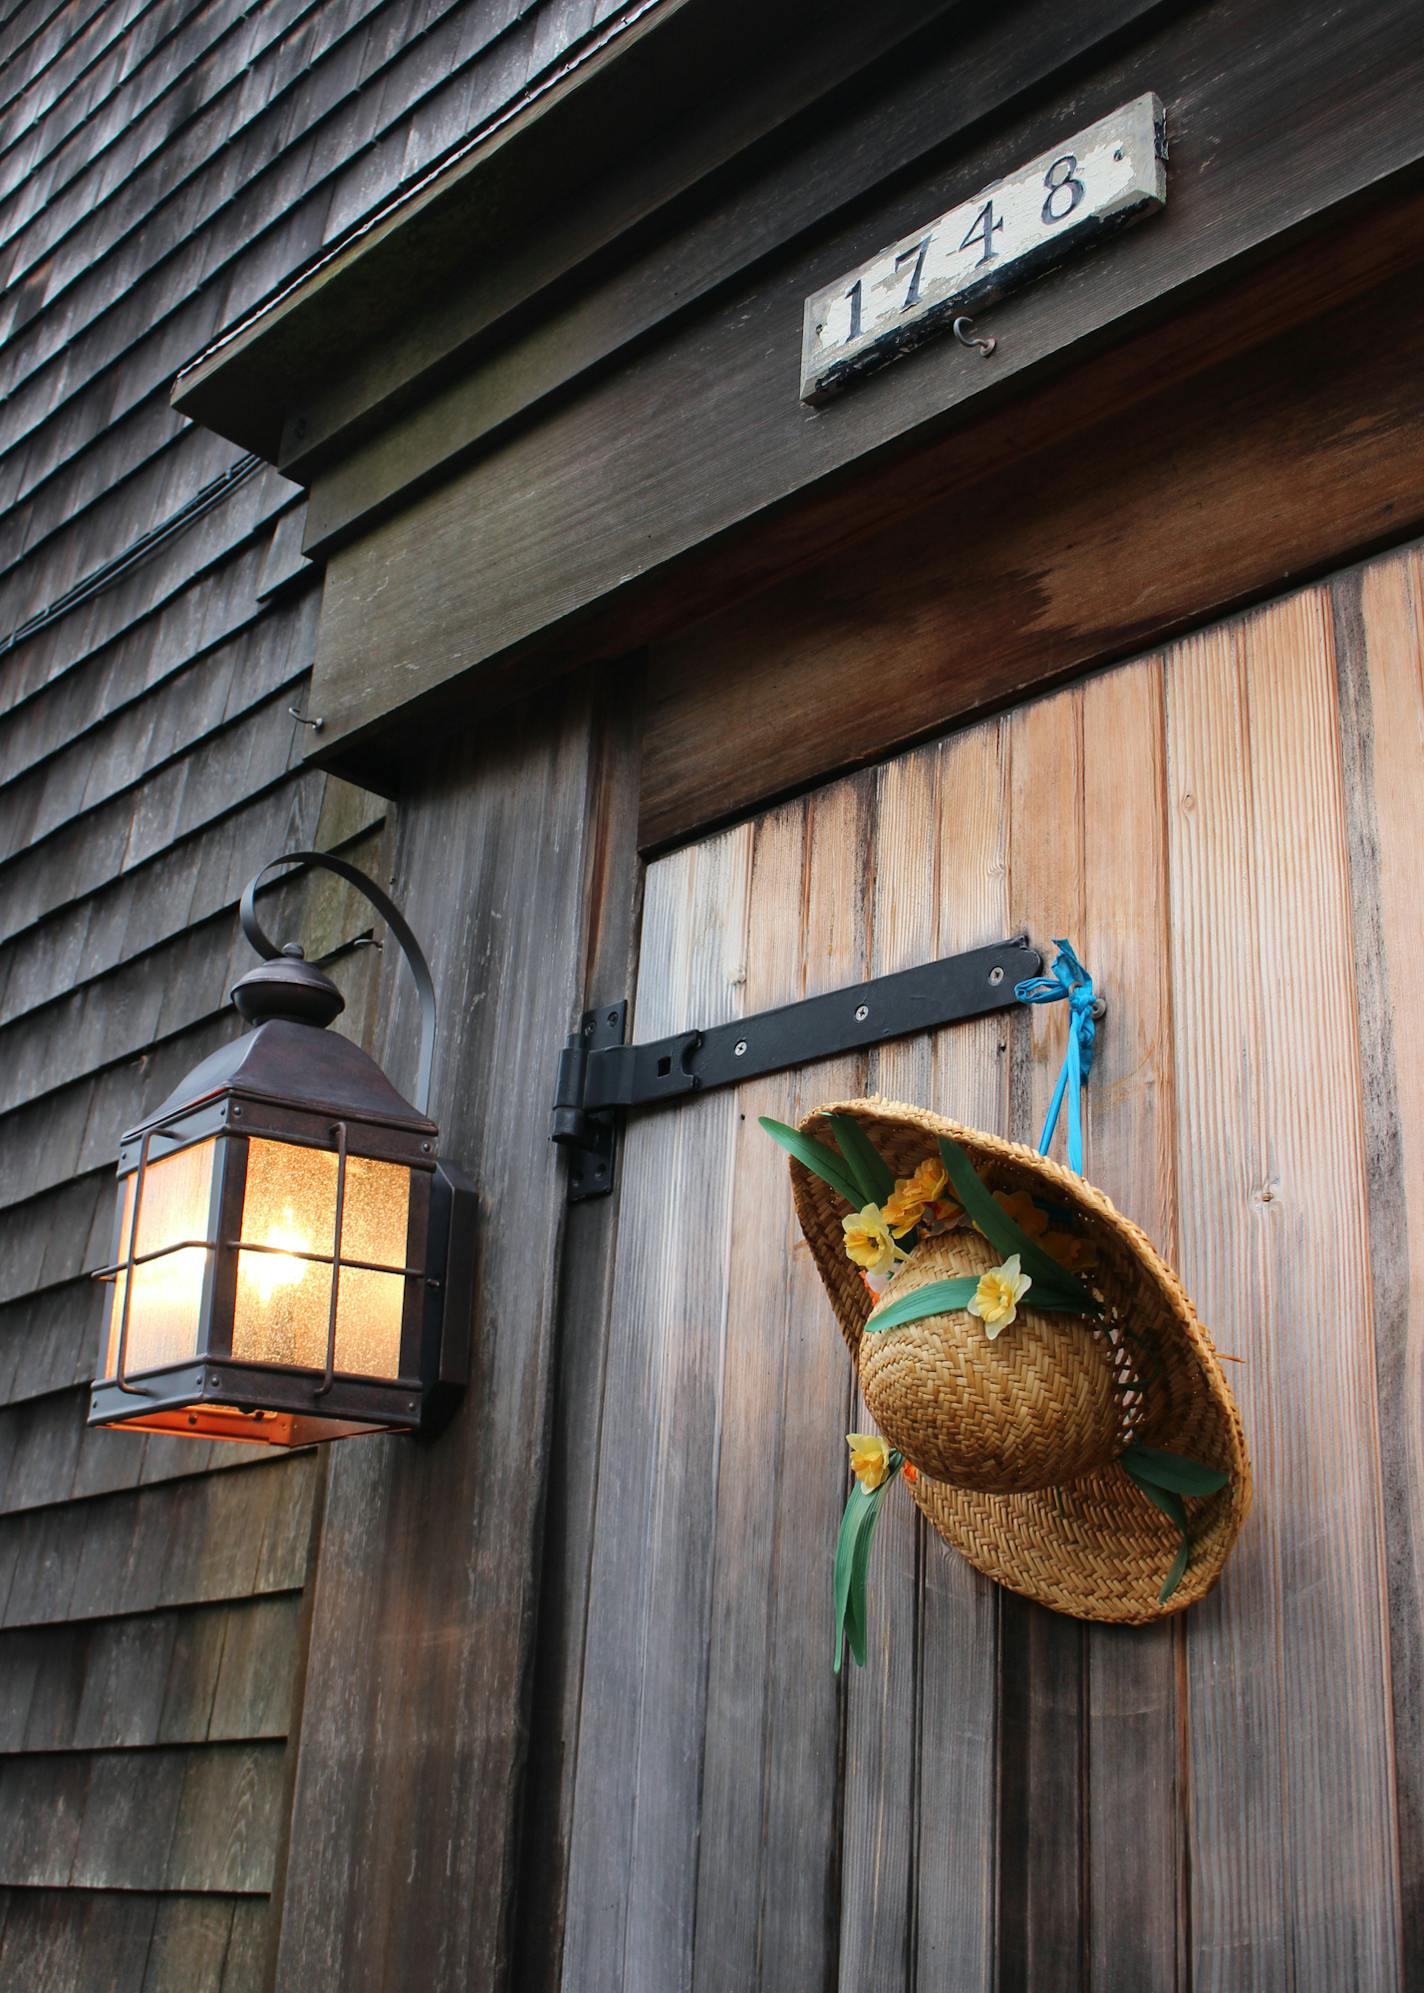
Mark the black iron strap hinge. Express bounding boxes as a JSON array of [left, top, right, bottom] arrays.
[[552, 936, 1041, 1201]]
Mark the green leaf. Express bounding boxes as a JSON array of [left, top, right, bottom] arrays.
[[1120, 1443, 1229, 1498], [832, 1459, 901, 1672], [845, 1511, 876, 1668], [833, 1487, 877, 1671], [833, 1486, 869, 1671], [827, 1115, 895, 1210], [759, 1117, 862, 1211], [1159, 1536, 1190, 1604], [936, 1136, 1101, 1313], [862, 1277, 981, 1334], [1125, 1474, 1188, 1535], [1119, 1464, 1194, 1604]]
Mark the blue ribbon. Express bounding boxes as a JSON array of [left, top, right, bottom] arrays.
[[1014, 940, 1098, 1174]]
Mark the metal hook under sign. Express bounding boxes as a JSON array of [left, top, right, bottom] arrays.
[[952, 315, 996, 358]]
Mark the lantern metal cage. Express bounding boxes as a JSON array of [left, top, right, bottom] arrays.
[[88, 853, 473, 1445]]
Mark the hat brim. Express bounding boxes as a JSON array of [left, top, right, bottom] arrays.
[[793, 1099, 1251, 1624]]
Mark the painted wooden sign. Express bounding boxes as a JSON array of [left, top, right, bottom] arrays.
[[800, 94, 1167, 402]]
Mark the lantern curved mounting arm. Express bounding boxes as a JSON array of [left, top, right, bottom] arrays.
[[239, 851, 438, 1118]]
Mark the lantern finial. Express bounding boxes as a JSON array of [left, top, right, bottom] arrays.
[[230, 953, 345, 1028]]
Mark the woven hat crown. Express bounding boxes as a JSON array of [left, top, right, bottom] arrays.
[[861, 1230, 1128, 1492]]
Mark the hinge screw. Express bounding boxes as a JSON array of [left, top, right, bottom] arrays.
[[734, 1040, 748, 1057], [854, 1004, 869, 1021], [989, 966, 1004, 986]]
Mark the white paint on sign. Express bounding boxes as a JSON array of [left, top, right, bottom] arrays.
[[800, 93, 1167, 403]]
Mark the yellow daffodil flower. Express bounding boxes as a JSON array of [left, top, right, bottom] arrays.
[[967, 1253, 1032, 1339], [847, 1432, 893, 1492], [1041, 1228, 1099, 1273], [841, 1203, 908, 1275], [885, 1157, 952, 1237], [991, 1189, 1050, 1237], [922, 1192, 966, 1232]]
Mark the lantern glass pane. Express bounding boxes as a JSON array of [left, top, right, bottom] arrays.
[[328, 1265, 409, 1378], [339, 1155, 411, 1267], [231, 1137, 410, 1379], [103, 1137, 217, 1376]]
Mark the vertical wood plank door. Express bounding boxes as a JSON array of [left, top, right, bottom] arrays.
[[558, 539, 1424, 1993]]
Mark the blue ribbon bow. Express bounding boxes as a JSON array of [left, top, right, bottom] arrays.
[[1014, 940, 1098, 1174]]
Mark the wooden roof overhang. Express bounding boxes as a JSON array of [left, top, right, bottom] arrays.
[[173, 0, 1424, 849]]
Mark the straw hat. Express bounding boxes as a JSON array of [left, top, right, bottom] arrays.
[[790, 1097, 1251, 1624]]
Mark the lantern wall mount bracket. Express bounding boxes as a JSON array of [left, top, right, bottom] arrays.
[[240, 848, 437, 1115], [552, 936, 1042, 1202]]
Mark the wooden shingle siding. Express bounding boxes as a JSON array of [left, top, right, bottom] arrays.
[[0, 0, 637, 1973], [0, 1283, 100, 1407], [0, 1597, 301, 1750], [0, 842, 384, 1116], [0, 0, 641, 500], [0, 781, 383, 1025], [0, 1887, 269, 1993], [0, 697, 313, 941], [0, 1459, 315, 1638], [0, 475, 294, 713], [0, 586, 321, 862]]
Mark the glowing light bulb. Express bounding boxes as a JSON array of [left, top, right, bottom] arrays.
[[245, 1205, 315, 1303]]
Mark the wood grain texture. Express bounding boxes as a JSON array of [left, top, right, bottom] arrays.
[[911, 720, 1008, 1993], [182, 0, 970, 464], [1166, 589, 1399, 1989], [550, 541, 1420, 1991], [0, 846, 384, 1152], [0, 585, 317, 861], [837, 762, 921, 1984], [779, 779, 870, 1992], [1333, 546, 1424, 1988], [513, 663, 647, 1993], [2, 0, 617, 475], [0, 1455, 316, 1629], [0, 1740, 286, 1891], [740, 794, 862, 1993], [291, 0, 1165, 515], [641, 252, 1424, 852], [616, 818, 757, 1993], [304, 0, 1424, 777], [997, 686, 1089, 1993], [0, 1886, 161, 1993], [274, 683, 608, 1992], [687, 795, 822, 1993], [1078, 660, 1186, 1993], [0, 0, 663, 1977], [561, 813, 753, 1992]]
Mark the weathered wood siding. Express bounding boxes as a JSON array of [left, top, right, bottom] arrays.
[[548, 538, 1424, 1992], [0, 1, 659, 1978]]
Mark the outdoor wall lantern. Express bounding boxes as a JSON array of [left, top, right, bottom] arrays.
[[88, 853, 473, 1446]]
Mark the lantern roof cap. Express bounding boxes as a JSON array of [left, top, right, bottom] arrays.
[[127, 1018, 438, 1140], [230, 948, 346, 1028]]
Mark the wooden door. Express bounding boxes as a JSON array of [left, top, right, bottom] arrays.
[[556, 543, 1424, 1992]]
